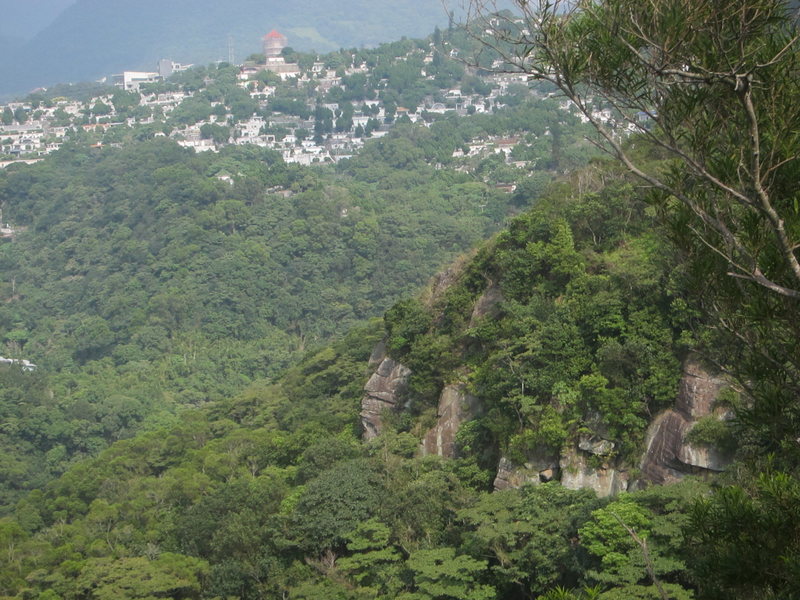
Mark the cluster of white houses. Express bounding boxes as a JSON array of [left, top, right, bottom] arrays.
[[1, 29, 539, 167]]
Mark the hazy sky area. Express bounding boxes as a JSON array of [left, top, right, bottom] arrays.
[[0, 0, 77, 40], [0, 0, 459, 97]]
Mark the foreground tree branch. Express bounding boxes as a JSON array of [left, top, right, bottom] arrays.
[[463, 0, 800, 300]]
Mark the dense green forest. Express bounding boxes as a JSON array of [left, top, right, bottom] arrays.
[[0, 159, 706, 600], [383, 167, 689, 471], [3, 148, 793, 599], [0, 95, 594, 508], [1, 1, 799, 598]]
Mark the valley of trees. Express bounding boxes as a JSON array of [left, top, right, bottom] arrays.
[[0, 94, 594, 509], [0, 1, 798, 599], [0, 157, 711, 600]]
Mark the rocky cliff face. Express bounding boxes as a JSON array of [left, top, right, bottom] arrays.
[[360, 345, 731, 496], [421, 384, 482, 458], [559, 446, 630, 496], [360, 282, 502, 446], [494, 357, 731, 496], [360, 343, 412, 440], [493, 453, 559, 490], [639, 358, 731, 484], [492, 436, 630, 496], [469, 284, 503, 326]]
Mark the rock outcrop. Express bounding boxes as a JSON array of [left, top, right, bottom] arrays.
[[560, 447, 630, 496], [367, 340, 388, 368], [469, 284, 504, 326], [640, 358, 731, 484], [578, 435, 615, 457], [421, 384, 482, 458], [492, 357, 731, 495], [493, 453, 560, 490], [493, 442, 625, 496], [363, 342, 730, 495], [360, 345, 412, 440]]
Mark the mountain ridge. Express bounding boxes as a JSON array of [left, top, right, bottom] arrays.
[[0, 0, 453, 96], [0, 0, 76, 40]]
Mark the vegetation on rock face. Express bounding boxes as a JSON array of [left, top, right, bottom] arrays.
[[0, 324, 710, 600], [468, 1, 800, 596], [472, 0, 800, 461], [385, 164, 690, 476]]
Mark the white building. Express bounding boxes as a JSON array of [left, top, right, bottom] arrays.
[[114, 71, 161, 91]]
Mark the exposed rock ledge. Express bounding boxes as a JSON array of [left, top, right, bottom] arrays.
[[560, 447, 630, 496], [360, 344, 411, 440], [493, 454, 559, 490], [469, 283, 503, 326], [494, 357, 731, 496], [421, 384, 482, 458], [639, 358, 731, 484], [493, 446, 627, 497], [360, 343, 731, 496]]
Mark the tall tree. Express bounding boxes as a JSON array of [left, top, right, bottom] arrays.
[[467, 2, 800, 596], [468, 0, 800, 456]]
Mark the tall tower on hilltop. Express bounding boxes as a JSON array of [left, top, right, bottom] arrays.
[[263, 30, 288, 58]]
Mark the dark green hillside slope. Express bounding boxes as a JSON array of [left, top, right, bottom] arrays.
[[0, 140, 499, 506], [383, 173, 690, 472], [0, 162, 732, 600], [0, 92, 595, 508]]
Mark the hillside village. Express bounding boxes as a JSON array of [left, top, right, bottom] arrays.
[[0, 24, 624, 172]]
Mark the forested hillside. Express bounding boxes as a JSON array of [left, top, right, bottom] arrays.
[[3, 147, 787, 599], [0, 1, 799, 598], [0, 95, 593, 508], [0, 158, 713, 600], [382, 164, 690, 474]]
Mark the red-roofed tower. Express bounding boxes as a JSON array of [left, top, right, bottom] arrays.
[[263, 30, 288, 58]]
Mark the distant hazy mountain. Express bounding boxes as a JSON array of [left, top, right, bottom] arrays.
[[0, 33, 14, 55], [0, 0, 452, 96], [0, 0, 76, 41]]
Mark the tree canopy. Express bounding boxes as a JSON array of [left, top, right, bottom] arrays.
[[468, 0, 800, 455]]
